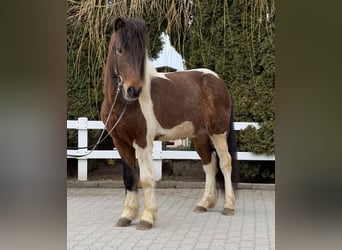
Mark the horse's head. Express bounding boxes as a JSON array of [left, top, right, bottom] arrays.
[[110, 18, 148, 101]]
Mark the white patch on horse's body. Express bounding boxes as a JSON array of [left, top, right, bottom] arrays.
[[155, 121, 194, 141], [187, 68, 219, 78], [154, 72, 171, 81], [138, 61, 157, 140]]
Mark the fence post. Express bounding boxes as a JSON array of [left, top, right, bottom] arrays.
[[152, 141, 162, 181], [77, 117, 88, 181]]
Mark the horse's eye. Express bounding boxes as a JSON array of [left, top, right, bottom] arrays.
[[116, 47, 123, 55]]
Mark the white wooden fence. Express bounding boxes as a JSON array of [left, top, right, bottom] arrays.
[[67, 117, 275, 181]]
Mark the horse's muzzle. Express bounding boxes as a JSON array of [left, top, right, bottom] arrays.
[[126, 86, 142, 100]]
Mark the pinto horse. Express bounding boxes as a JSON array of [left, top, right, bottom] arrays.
[[101, 18, 237, 230]]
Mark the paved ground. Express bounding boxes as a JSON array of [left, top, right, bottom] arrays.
[[67, 188, 275, 250]]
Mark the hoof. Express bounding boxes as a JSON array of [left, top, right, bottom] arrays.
[[115, 217, 132, 227], [136, 220, 153, 230], [193, 206, 207, 213], [222, 208, 234, 216]]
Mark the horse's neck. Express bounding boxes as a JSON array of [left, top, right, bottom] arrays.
[[145, 59, 156, 84], [146, 59, 157, 76]]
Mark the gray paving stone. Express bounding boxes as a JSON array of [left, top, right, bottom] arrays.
[[210, 240, 226, 247], [68, 188, 274, 250], [224, 244, 240, 250], [195, 242, 211, 248], [132, 247, 149, 250], [178, 245, 194, 250], [149, 244, 165, 249]]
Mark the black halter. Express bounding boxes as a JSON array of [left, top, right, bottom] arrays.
[[113, 46, 123, 87]]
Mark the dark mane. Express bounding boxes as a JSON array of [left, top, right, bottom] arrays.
[[114, 18, 147, 79]]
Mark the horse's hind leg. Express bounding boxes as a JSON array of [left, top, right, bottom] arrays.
[[210, 133, 235, 215], [114, 142, 140, 227], [192, 137, 218, 213]]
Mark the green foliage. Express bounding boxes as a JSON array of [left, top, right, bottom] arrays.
[[238, 121, 275, 154], [239, 161, 275, 183], [170, 0, 275, 156], [240, 162, 261, 179]]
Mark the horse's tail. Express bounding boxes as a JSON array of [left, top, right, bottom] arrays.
[[215, 102, 239, 190], [227, 106, 239, 188]]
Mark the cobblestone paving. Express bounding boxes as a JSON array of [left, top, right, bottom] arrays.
[[67, 188, 274, 249]]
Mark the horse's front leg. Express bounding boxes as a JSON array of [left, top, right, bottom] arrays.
[[115, 143, 139, 227], [134, 142, 158, 230]]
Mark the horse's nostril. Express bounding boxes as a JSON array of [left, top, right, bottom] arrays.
[[127, 86, 142, 98], [127, 86, 135, 96]]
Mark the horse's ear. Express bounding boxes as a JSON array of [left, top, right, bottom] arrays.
[[114, 18, 125, 31]]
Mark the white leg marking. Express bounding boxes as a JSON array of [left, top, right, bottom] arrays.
[[210, 133, 235, 210], [121, 190, 139, 220], [134, 142, 158, 224], [197, 152, 218, 208]]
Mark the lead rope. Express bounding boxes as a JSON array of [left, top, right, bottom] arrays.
[[67, 78, 127, 158]]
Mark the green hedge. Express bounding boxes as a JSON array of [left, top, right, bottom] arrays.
[[175, 0, 275, 155]]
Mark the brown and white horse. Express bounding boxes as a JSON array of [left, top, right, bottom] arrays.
[[101, 18, 238, 230]]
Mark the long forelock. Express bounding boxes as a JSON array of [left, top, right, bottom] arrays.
[[117, 20, 147, 78]]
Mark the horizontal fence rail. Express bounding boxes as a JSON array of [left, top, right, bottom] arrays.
[[67, 118, 275, 181]]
